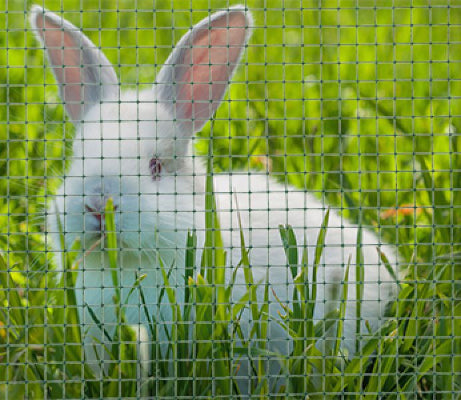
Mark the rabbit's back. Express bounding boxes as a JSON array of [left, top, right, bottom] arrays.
[[214, 173, 397, 353]]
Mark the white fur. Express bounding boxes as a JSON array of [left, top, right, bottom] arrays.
[[30, 4, 398, 393]]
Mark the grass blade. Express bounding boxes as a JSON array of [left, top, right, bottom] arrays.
[[356, 226, 364, 353], [334, 255, 350, 358]]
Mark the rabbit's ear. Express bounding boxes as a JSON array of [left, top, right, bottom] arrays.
[[155, 6, 252, 133], [30, 6, 118, 121]]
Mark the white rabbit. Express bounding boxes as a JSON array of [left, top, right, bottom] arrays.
[[30, 4, 398, 393]]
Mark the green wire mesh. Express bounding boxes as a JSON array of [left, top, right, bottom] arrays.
[[0, 1, 460, 399]]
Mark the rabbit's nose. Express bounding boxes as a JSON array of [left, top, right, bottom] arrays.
[[85, 204, 103, 226], [85, 202, 118, 231]]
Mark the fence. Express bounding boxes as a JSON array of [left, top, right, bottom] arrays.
[[0, 1, 460, 398]]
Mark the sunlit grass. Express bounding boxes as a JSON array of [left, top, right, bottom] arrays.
[[1, 161, 460, 398]]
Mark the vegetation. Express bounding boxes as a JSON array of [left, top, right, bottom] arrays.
[[0, 0, 460, 398]]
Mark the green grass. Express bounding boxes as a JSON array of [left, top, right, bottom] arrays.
[[1, 0, 460, 398]]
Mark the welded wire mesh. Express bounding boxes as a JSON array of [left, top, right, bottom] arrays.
[[0, 1, 460, 399]]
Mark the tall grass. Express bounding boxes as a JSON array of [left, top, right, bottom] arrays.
[[1, 0, 460, 398], [1, 179, 459, 398]]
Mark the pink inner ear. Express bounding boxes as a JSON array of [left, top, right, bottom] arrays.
[[176, 12, 247, 129], [35, 14, 84, 120]]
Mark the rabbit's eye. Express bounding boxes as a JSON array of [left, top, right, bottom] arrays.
[[149, 157, 162, 181]]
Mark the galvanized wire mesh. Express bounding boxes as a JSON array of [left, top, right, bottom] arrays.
[[0, 1, 460, 399]]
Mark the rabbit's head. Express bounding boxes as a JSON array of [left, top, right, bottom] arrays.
[[30, 6, 252, 260]]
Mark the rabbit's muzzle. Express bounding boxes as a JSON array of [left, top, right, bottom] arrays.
[[80, 184, 122, 237], [85, 202, 118, 232]]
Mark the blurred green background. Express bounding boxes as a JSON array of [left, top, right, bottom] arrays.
[[0, 0, 460, 397]]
